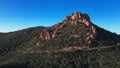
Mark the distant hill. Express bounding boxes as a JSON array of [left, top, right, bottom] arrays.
[[0, 12, 120, 68]]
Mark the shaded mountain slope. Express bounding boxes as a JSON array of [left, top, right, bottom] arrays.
[[94, 25, 120, 46]]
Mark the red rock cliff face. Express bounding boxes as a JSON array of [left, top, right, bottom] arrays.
[[39, 30, 51, 40], [64, 12, 91, 26], [39, 28, 59, 40]]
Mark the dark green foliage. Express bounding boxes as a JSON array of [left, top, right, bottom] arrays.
[[0, 45, 120, 68]]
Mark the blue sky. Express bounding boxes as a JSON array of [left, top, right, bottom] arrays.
[[0, 0, 120, 34]]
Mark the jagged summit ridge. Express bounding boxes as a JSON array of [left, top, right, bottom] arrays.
[[65, 12, 90, 20], [64, 12, 91, 26]]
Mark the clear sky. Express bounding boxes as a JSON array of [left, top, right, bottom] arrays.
[[0, 0, 120, 34]]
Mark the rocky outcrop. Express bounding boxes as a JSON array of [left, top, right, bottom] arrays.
[[71, 12, 81, 19], [64, 12, 91, 26], [91, 26, 97, 34], [84, 21, 91, 26], [39, 29, 59, 40], [85, 25, 97, 43], [81, 14, 91, 26], [39, 30, 51, 40], [86, 34, 95, 43], [65, 12, 81, 25], [52, 29, 58, 38]]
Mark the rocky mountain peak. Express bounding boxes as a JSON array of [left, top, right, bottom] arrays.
[[37, 11, 97, 44], [65, 12, 90, 20], [64, 12, 91, 26]]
